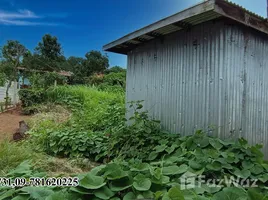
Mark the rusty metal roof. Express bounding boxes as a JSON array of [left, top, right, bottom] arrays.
[[18, 67, 73, 77], [103, 0, 268, 55]]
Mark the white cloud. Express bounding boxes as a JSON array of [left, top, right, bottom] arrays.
[[0, 9, 62, 26], [0, 9, 39, 19]]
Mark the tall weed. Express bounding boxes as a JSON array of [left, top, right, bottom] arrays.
[[0, 140, 32, 175]]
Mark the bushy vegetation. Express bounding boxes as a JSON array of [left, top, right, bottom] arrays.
[[1, 85, 268, 199], [87, 67, 126, 92]]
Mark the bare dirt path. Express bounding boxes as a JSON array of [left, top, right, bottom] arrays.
[[0, 109, 31, 141]]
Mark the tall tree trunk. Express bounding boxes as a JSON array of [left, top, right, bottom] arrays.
[[5, 80, 12, 109]]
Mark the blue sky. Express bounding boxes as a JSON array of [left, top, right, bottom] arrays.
[[0, 0, 265, 67]]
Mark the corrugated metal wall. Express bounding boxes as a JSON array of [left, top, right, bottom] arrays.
[[0, 82, 19, 104], [126, 19, 268, 156]]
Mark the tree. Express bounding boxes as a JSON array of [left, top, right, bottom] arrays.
[[64, 56, 85, 84], [83, 51, 109, 76], [64, 52, 109, 84], [105, 66, 126, 74], [35, 34, 62, 61], [0, 40, 27, 107], [23, 34, 64, 72]]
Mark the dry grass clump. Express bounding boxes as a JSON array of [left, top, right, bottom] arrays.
[[27, 104, 71, 129]]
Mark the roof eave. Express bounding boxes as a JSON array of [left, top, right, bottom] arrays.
[[214, 0, 268, 35], [103, 0, 215, 53], [103, 0, 268, 54]]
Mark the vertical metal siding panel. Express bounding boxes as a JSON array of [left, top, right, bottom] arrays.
[[126, 19, 268, 157]]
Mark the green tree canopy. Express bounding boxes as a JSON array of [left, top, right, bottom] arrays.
[[105, 66, 126, 74], [23, 34, 65, 72], [83, 51, 109, 76], [35, 34, 63, 60]]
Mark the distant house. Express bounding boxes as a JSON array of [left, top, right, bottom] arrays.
[[104, 0, 268, 156], [0, 67, 72, 104]]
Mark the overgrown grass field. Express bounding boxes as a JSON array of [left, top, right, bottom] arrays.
[[0, 85, 267, 200]]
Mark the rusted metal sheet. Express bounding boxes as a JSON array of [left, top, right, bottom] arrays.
[[126, 19, 268, 157]]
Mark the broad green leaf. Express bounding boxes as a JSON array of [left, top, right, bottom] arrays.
[[79, 173, 106, 189], [202, 185, 221, 194], [163, 187, 185, 200], [20, 187, 54, 200], [12, 195, 30, 200], [90, 165, 106, 176], [219, 139, 235, 146], [189, 160, 204, 170], [155, 145, 167, 153], [142, 190, 154, 198], [251, 165, 264, 175], [209, 138, 223, 150], [163, 165, 187, 175], [233, 169, 251, 179], [133, 175, 152, 191], [7, 161, 32, 177], [250, 146, 264, 158], [188, 167, 205, 176], [93, 186, 115, 200], [165, 144, 178, 154], [123, 192, 136, 200], [194, 135, 209, 148], [45, 191, 80, 200], [70, 187, 92, 194], [175, 164, 188, 174], [109, 178, 132, 192], [242, 161, 254, 170], [259, 174, 268, 183], [193, 196, 210, 200], [247, 188, 268, 200], [164, 156, 185, 165], [151, 175, 170, 185], [106, 169, 128, 180], [0, 189, 16, 200], [148, 151, 159, 161], [206, 161, 222, 171], [262, 163, 268, 171], [155, 191, 165, 200], [212, 187, 247, 200], [131, 163, 150, 172]]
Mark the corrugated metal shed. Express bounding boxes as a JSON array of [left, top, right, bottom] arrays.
[[126, 19, 268, 156], [103, 0, 268, 157]]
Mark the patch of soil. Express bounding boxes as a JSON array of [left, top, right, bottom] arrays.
[[0, 108, 31, 141]]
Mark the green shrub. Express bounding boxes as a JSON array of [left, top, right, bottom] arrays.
[[87, 71, 126, 90], [18, 89, 46, 114], [28, 72, 67, 89], [102, 71, 126, 88]]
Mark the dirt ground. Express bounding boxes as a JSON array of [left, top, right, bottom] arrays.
[[0, 108, 31, 140]]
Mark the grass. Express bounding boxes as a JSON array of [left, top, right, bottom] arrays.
[[0, 85, 124, 176], [45, 85, 125, 130], [0, 140, 33, 175], [0, 139, 96, 177]]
